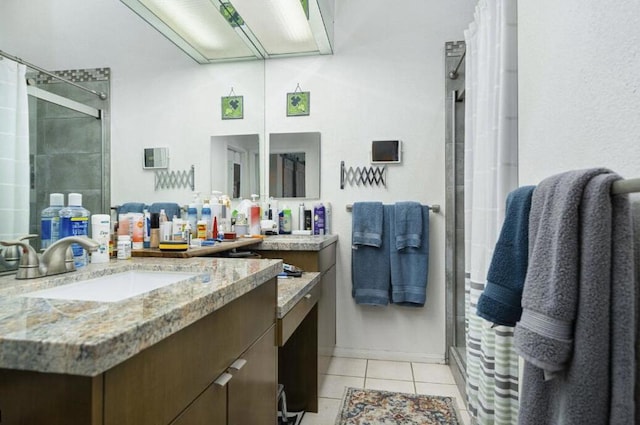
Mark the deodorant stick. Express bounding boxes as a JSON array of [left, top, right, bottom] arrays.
[[91, 214, 111, 264]]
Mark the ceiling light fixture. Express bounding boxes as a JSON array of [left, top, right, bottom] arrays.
[[120, 0, 333, 63]]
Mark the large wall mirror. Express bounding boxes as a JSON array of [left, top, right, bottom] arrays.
[[211, 134, 260, 200], [269, 132, 320, 199]]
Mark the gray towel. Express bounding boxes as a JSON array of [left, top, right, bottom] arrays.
[[632, 198, 640, 423], [394, 201, 423, 249], [515, 169, 635, 424], [352, 202, 384, 247]]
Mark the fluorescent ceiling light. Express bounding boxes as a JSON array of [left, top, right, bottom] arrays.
[[120, 0, 333, 63]]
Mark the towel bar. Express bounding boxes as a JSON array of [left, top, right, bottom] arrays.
[[346, 204, 440, 213]]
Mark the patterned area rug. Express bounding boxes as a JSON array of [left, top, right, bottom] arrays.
[[336, 387, 460, 425]]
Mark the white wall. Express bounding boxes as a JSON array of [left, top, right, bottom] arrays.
[[518, 0, 640, 185], [0, 0, 475, 362]]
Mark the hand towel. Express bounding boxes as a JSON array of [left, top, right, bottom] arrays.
[[476, 185, 535, 326], [117, 202, 147, 216], [390, 205, 429, 306], [352, 202, 384, 247], [149, 202, 182, 221], [351, 204, 391, 305], [515, 169, 636, 425], [394, 201, 423, 249]]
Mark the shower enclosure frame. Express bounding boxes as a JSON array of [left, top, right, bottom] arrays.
[[444, 40, 466, 400], [24, 65, 111, 248]]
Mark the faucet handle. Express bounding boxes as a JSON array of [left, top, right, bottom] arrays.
[[1, 234, 38, 262], [0, 239, 42, 279]]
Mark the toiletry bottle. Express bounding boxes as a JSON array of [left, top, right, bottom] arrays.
[[270, 198, 279, 234], [143, 209, 151, 248], [283, 206, 292, 234], [150, 212, 160, 248], [59, 193, 91, 268], [117, 234, 131, 260], [313, 203, 326, 235], [298, 203, 305, 231], [40, 193, 64, 250], [278, 205, 291, 234], [183, 222, 192, 245], [91, 214, 111, 264], [249, 194, 261, 235], [131, 213, 145, 249], [159, 209, 168, 241], [192, 191, 203, 220], [187, 203, 198, 238], [197, 220, 207, 240], [325, 202, 332, 235], [202, 202, 212, 239]]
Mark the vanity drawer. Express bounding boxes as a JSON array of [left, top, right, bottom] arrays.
[[278, 283, 320, 346], [104, 278, 276, 425]]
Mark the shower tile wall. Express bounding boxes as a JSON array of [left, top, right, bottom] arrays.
[[28, 69, 110, 249]]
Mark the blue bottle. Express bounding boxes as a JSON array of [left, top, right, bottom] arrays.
[[201, 202, 212, 239], [41, 193, 64, 250], [59, 193, 91, 268]]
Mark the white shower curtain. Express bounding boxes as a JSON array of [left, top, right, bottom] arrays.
[[464, 0, 519, 424], [0, 58, 29, 241]]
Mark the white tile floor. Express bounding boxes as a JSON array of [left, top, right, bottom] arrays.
[[298, 356, 471, 424]]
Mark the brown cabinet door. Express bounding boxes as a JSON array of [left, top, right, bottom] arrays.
[[170, 382, 226, 425], [228, 325, 277, 425]]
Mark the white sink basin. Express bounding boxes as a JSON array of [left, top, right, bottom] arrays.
[[23, 270, 200, 302]]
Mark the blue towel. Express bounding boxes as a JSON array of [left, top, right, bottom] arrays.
[[390, 205, 429, 306], [352, 202, 384, 247], [149, 202, 182, 220], [476, 185, 535, 326], [117, 202, 147, 216], [394, 201, 423, 249], [351, 204, 391, 305]]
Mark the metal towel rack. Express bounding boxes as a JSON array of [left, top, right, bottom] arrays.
[[612, 177, 640, 195], [346, 203, 440, 213]]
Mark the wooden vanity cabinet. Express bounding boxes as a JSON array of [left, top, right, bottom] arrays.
[[0, 278, 277, 425], [256, 242, 336, 413], [257, 242, 337, 351]]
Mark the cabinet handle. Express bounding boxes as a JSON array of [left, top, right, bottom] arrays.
[[214, 372, 233, 387], [304, 294, 312, 300], [229, 358, 247, 371]]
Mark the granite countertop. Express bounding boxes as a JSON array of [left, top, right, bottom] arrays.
[[0, 257, 281, 377], [276, 272, 321, 319], [256, 234, 338, 251]]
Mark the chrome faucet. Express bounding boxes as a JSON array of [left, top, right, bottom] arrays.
[[0, 236, 100, 279], [0, 234, 37, 273]]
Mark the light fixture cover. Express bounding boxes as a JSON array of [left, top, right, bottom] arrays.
[[120, 0, 333, 63]]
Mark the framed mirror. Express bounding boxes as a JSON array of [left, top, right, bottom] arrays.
[[211, 134, 260, 200], [269, 132, 320, 199]]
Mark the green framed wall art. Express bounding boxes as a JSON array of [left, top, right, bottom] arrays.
[[221, 95, 244, 120], [286, 91, 310, 116]]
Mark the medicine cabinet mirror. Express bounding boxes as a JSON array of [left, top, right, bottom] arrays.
[[268, 132, 320, 199], [211, 134, 260, 200]]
